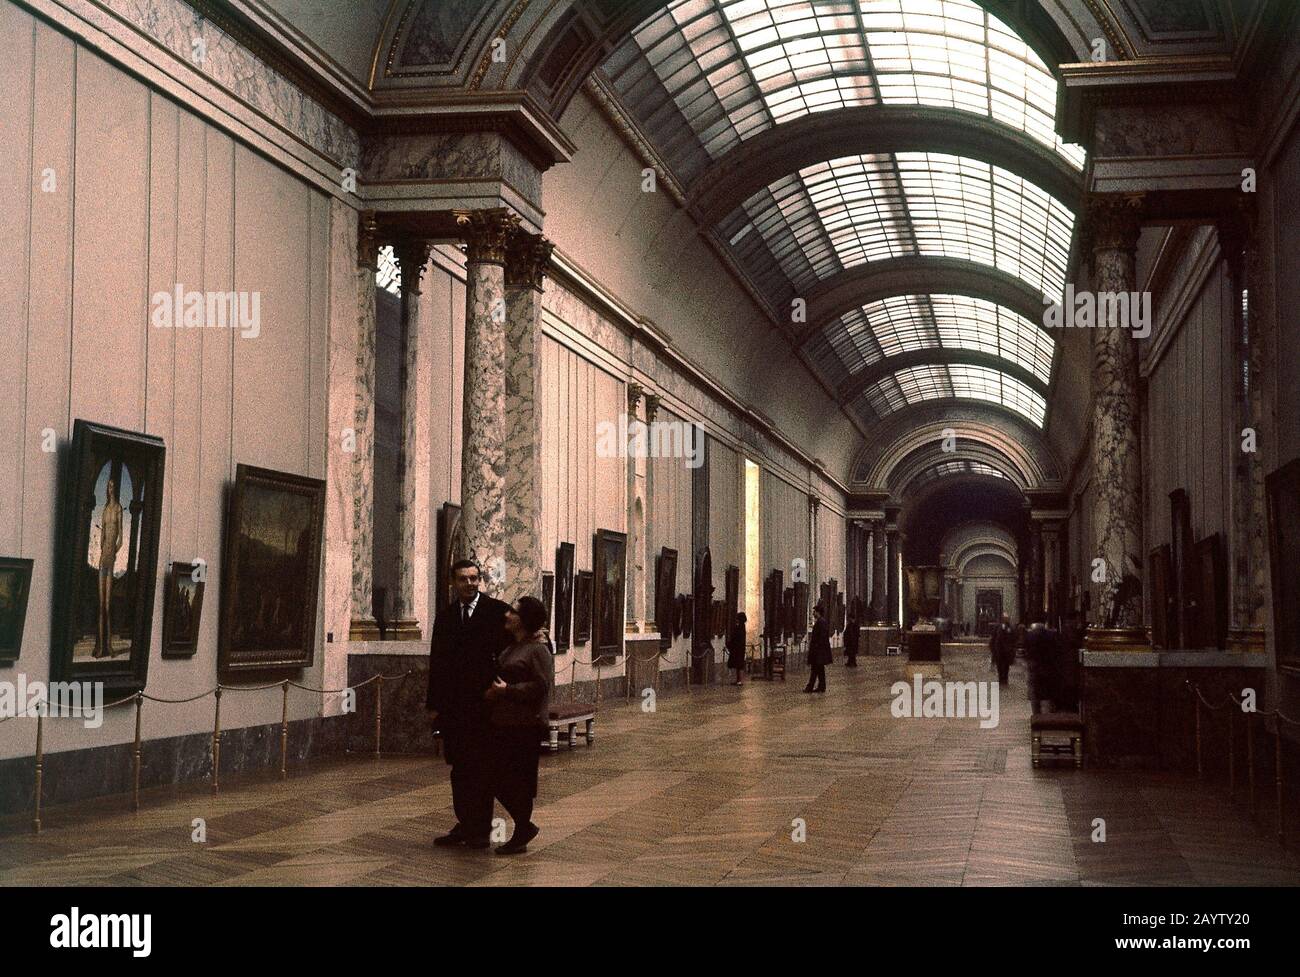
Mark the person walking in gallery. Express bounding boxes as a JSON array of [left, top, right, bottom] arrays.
[[427, 559, 511, 849], [805, 603, 832, 693], [1023, 618, 1058, 715], [485, 595, 554, 855], [989, 613, 1015, 686], [844, 606, 861, 668], [726, 612, 747, 685]]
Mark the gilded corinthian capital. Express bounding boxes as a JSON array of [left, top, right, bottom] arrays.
[[453, 208, 520, 266], [505, 230, 556, 292]]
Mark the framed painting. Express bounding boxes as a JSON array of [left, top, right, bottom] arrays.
[[1195, 533, 1228, 650], [592, 529, 627, 662], [1149, 544, 1174, 649], [573, 569, 593, 645], [681, 594, 693, 639], [436, 503, 462, 611], [655, 547, 677, 648], [0, 556, 34, 666], [51, 420, 165, 695], [1267, 459, 1300, 667], [554, 541, 574, 652], [541, 571, 554, 636], [724, 564, 739, 633], [218, 464, 325, 679], [793, 580, 809, 636], [161, 561, 205, 659], [1170, 489, 1197, 646]]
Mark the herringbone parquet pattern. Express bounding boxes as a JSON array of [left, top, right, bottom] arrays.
[[2, 650, 1297, 886]]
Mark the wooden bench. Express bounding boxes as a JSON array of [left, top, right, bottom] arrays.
[[546, 703, 596, 752], [1030, 712, 1084, 769]]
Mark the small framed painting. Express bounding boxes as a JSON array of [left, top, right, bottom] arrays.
[[0, 557, 34, 666], [655, 547, 677, 649], [592, 529, 627, 662], [161, 561, 205, 659], [554, 541, 574, 652], [541, 571, 555, 636]]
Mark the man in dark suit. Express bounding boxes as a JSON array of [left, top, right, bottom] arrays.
[[989, 614, 1015, 686], [427, 558, 511, 848], [805, 603, 832, 693]]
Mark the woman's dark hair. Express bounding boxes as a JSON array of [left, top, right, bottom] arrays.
[[514, 595, 548, 635]]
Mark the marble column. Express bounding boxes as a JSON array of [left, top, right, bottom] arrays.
[[871, 518, 887, 624], [390, 239, 433, 640], [1041, 522, 1062, 626], [1087, 194, 1147, 642], [625, 382, 646, 626], [349, 211, 381, 640], [455, 208, 519, 599], [504, 228, 554, 603], [808, 495, 820, 607], [1222, 206, 1268, 653], [643, 393, 662, 630], [886, 524, 900, 627], [1028, 520, 1044, 623]]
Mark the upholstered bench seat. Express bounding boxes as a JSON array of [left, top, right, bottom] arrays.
[[1030, 712, 1083, 769], [545, 704, 596, 752]]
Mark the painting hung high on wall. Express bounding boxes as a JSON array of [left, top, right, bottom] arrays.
[[218, 464, 325, 679], [0, 556, 34, 666], [574, 569, 593, 645], [592, 529, 627, 662], [1267, 458, 1300, 667], [554, 541, 574, 652], [51, 420, 165, 695], [161, 561, 205, 659]]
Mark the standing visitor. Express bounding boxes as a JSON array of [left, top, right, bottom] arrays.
[[726, 612, 747, 686], [805, 604, 832, 693], [427, 559, 511, 849], [989, 613, 1015, 686], [485, 595, 554, 855], [844, 607, 861, 667]]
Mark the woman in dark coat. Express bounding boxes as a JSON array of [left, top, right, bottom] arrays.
[[484, 595, 554, 855], [726, 612, 747, 686], [805, 603, 832, 693]]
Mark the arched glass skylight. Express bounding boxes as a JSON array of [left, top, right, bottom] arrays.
[[807, 292, 1054, 389], [603, 0, 1085, 185], [911, 460, 1008, 487], [721, 152, 1075, 308], [853, 362, 1047, 425]]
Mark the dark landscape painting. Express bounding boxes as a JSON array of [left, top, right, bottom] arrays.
[[219, 464, 325, 678], [593, 529, 627, 661], [0, 557, 34, 665]]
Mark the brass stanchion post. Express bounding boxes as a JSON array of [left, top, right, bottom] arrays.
[[1194, 693, 1202, 779], [132, 693, 143, 812], [280, 680, 290, 780], [1247, 714, 1257, 816], [32, 712, 44, 834], [374, 673, 384, 760], [212, 686, 223, 794]]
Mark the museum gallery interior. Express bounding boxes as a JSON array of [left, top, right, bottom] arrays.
[[1, 0, 1300, 889]]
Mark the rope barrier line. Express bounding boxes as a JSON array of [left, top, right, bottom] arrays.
[[1187, 680, 1292, 847]]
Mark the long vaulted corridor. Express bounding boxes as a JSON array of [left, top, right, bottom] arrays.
[[4, 652, 1295, 888]]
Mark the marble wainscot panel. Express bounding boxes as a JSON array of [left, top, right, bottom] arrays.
[[1079, 651, 1267, 771], [0, 715, 349, 818]]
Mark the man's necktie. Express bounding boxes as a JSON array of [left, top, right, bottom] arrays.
[[461, 603, 469, 627]]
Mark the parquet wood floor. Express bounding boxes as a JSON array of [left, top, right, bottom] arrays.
[[3, 650, 1297, 887]]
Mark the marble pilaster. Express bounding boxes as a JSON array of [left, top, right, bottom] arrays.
[[391, 239, 433, 640], [456, 208, 519, 599], [1222, 207, 1268, 653], [1028, 520, 1045, 622], [886, 524, 900, 627], [349, 211, 380, 640], [504, 229, 554, 602], [871, 518, 887, 624], [1087, 195, 1146, 636]]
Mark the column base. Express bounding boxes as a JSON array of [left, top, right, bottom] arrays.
[[1226, 627, 1265, 654], [387, 619, 423, 642], [1082, 626, 1152, 652], [349, 618, 381, 641]]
